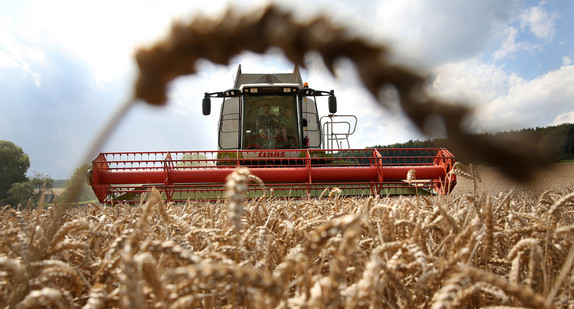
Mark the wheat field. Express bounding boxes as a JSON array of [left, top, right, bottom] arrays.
[[452, 163, 574, 197], [1, 166, 573, 308]]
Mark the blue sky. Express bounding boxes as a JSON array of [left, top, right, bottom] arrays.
[[1, 0, 573, 179]]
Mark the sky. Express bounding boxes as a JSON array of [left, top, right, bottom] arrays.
[[1, 0, 573, 179]]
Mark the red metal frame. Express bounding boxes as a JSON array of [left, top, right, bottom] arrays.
[[89, 148, 456, 203]]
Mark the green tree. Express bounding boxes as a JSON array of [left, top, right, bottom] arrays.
[[7, 181, 34, 206], [0, 140, 30, 205], [7, 173, 54, 208]]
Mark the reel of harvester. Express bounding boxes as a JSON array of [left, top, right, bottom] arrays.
[[87, 148, 456, 204]]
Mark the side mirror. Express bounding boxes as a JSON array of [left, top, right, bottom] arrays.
[[328, 92, 337, 114], [202, 96, 211, 115]]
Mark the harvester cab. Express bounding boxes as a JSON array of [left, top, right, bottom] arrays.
[[202, 65, 340, 151], [87, 65, 457, 204]]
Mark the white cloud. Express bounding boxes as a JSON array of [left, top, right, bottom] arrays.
[[374, 0, 516, 66], [476, 65, 574, 131], [552, 111, 574, 125], [563, 56, 572, 65], [431, 59, 523, 107], [0, 17, 45, 85], [520, 3, 556, 40], [430, 59, 574, 133], [12, 0, 261, 85], [492, 26, 537, 60]]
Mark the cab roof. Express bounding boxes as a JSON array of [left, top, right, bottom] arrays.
[[233, 64, 303, 88]]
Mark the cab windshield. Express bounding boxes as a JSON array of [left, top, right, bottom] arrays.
[[242, 93, 299, 149]]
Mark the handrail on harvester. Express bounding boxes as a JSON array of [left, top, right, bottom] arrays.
[[89, 148, 456, 203]]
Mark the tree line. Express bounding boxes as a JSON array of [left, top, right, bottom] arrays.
[[0, 140, 96, 207], [370, 123, 574, 162]]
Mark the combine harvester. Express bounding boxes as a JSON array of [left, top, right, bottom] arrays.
[[87, 65, 456, 203]]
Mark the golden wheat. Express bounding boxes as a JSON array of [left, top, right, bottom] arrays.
[[1, 172, 573, 308]]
